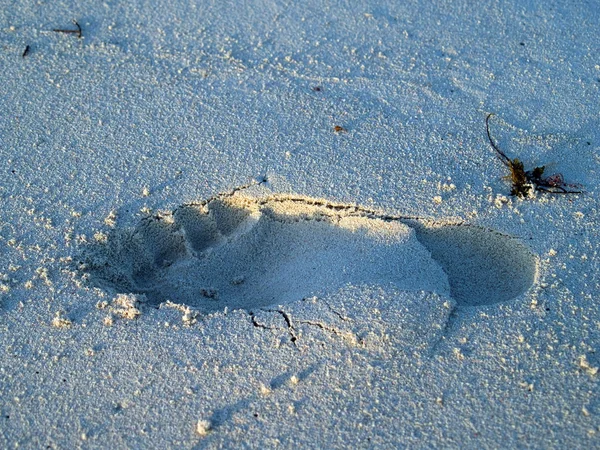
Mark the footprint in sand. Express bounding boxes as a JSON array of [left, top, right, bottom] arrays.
[[81, 192, 537, 313]]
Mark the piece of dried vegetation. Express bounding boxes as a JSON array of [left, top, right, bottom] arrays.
[[485, 114, 583, 198]]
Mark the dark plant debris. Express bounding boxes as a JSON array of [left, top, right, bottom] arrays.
[[53, 20, 82, 38], [485, 113, 582, 198], [22, 45, 30, 58]]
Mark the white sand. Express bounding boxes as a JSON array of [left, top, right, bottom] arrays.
[[1, 0, 599, 448]]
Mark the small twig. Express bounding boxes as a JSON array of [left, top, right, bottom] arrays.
[[53, 20, 82, 38], [485, 113, 511, 166], [22, 45, 31, 58]]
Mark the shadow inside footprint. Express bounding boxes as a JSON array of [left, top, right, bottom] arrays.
[[81, 195, 537, 313], [413, 225, 537, 307]]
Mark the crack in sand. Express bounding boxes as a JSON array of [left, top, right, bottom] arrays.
[[262, 309, 298, 345], [316, 298, 352, 323], [250, 299, 356, 346], [296, 319, 357, 344]]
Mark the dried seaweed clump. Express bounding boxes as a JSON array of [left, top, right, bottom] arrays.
[[486, 113, 582, 198]]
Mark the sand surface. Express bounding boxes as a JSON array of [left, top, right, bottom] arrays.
[[1, 0, 599, 448]]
